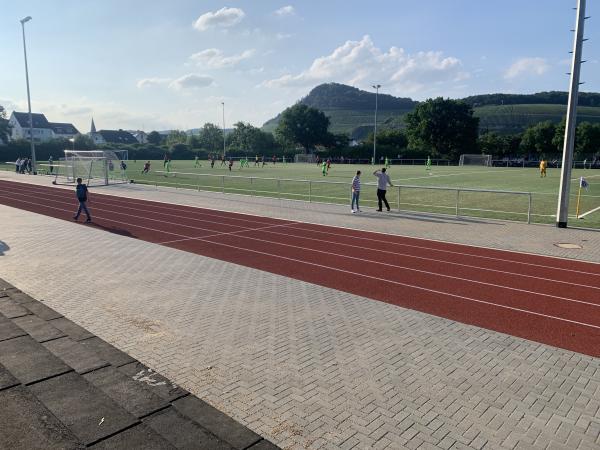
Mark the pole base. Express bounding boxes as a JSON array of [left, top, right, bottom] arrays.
[[556, 221, 568, 228]]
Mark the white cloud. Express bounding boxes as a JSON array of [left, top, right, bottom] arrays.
[[169, 74, 214, 90], [276, 33, 293, 40], [504, 57, 549, 79], [190, 48, 255, 69], [136, 78, 171, 89], [193, 7, 245, 31], [274, 5, 295, 17], [263, 35, 468, 95]]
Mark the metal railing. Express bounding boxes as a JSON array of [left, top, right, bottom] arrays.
[[146, 171, 533, 223]]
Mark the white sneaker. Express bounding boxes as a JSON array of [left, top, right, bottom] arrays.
[[351, 209, 356, 213]]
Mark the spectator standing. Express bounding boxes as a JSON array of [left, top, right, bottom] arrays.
[[373, 168, 393, 212], [49, 156, 54, 174], [351, 170, 361, 213]]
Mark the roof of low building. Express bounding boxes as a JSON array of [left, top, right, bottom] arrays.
[[11, 112, 51, 129], [49, 122, 80, 135], [97, 129, 138, 144]]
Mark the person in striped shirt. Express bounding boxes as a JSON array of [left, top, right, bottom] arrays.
[[351, 170, 361, 213]]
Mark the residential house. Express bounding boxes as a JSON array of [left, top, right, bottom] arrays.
[[88, 118, 138, 145], [9, 112, 79, 142]]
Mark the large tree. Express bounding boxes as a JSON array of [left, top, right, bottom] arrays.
[[198, 123, 224, 154], [73, 134, 94, 149], [147, 131, 163, 145], [520, 121, 557, 157], [0, 105, 10, 143], [274, 103, 331, 153], [228, 122, 277, 154], [166, 130, 188, 146], [404, 97, 479, 160], [478, 132, 506, 157], [575, 122, 600, 158]]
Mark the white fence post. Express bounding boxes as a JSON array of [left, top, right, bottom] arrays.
[[456, 189, 460, 217]]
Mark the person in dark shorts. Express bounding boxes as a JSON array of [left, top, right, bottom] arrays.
[[73, 178, 92, 223], [373, 168, 393, 211]]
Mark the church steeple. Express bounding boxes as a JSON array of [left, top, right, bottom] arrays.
[[90, 118, 97, 134]]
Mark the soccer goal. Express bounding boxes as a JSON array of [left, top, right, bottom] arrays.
[[459, 154, 493, 166], [295, 153, 316, 163], [52, 150, 128, 186]]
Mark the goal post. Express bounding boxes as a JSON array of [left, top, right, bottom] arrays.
[[52, 150, 128, 186], [459, 154, 493, 166], [294, 154, 316, 163]]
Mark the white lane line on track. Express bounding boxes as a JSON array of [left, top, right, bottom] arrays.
[[3, 181, 600, 284], [8, 182, 599, 291], [161, 236, 600, 332], [157, 222, 300, 244], [3, 195, 599, 332], [1, 191, 599, 312], [4, 178, 600, 270]]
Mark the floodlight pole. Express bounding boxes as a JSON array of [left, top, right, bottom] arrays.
[[556, 0, 587, 228], [221, 102, 226, 158], [20, 16, 37, 175], [372, 84, 381, 165]]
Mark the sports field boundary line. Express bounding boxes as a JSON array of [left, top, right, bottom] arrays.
[[1, 177, 599, 267], [578, 205, 600, 219]]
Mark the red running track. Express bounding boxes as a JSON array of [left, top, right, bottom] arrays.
[[1, 179, 600, 357]]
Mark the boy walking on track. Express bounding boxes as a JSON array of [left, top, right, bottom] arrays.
[[73, 178, 92, 223], [373, 168, 393, 211]]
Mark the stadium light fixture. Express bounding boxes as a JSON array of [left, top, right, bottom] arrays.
[[20, 15, 37, 174], [372, 84, 381, 165]]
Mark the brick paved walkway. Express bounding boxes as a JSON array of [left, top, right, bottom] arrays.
[[0, 279, 278, 449], [0, 172, 599, 449]]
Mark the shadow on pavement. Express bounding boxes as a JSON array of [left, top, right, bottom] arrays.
[[86, 222, 136, 238]]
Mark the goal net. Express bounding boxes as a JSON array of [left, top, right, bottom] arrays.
[[459, 154, 493, 166], [294, 153, 316, 163], [52, 150, 128, 186]]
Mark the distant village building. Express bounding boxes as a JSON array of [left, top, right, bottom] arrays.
[[131, 130, 148, 144], [8, 112, 79, 142], [88, 118, 138, 145]]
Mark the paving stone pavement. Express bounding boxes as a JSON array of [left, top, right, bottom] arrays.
[[0, 278, 278, 450], [1, 173, 600, 449]]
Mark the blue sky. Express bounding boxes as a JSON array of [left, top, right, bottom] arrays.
[[2, 1, 599, 132]]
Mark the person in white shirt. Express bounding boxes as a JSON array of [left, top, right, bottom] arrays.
[[373, 168, 393, 211], [351, 170, 361, 213]]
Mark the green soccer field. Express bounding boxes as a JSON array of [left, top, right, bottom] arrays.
[[2, 159, 599, 228]]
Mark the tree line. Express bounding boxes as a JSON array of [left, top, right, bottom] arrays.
[[2, 99, 600, 162]]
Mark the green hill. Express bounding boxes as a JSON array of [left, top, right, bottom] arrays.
[[262, 84, 600, 138], [262, 83, 416, 139]]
